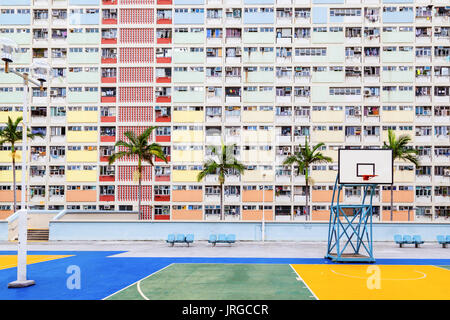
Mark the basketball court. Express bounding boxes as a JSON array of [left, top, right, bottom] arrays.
[[0, 247, 448, 300]]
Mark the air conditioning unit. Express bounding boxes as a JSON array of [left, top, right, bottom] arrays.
[[444, 169, 450, 176], [354, 66, 360, 72], [355, 110, 361, 116], [435, 27, 441, 33], [225, 66, 233, 71], [50, 90, 58, 97], [425, 209, 431, 214], [364, 89, 371, 96], [235, 48, 242, 56]]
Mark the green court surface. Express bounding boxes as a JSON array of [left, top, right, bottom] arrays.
[[107, 263, 315, 300]]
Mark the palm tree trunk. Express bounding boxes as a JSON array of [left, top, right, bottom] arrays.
[[138, 175, 142, 220], [137, 160, 142, 220], [12, 155, 17, 213], [390, 184, 394, 221], [305, 181, 309, 221], [220, 183, 223, 221]]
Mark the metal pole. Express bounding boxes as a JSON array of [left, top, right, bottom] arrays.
[[8, 76, 35, 288], [262, 184, 265, 243]]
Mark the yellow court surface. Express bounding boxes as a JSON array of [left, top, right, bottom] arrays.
[[291, 264, 450, 300], [0, 255, 73, 271]]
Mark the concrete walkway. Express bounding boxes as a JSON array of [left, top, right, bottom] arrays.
[[0, 241, 449, 259]]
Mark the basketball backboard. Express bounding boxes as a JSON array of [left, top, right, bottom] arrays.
[[338, 149, 393, 184]]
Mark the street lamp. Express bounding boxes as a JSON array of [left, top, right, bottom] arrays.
[[0, 38, 50, 288]]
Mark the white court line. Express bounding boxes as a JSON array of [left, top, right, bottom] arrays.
[[330, 268, 427, 281], [430, 265, 450, 272], [102, 263, 175, 300], [289, 264, 319, 300]]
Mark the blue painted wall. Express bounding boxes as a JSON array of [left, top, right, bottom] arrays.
[[49, 221, 450, 242], [312, 7, 328, 24], [243, 12, 274, 24], [174, 12, 204, 25], [0, 222, 7, 241], [0, 13, 30, 25], [69, 13, 100, 25], [0, 0, 30, 5], [382, 11, 414, 23]]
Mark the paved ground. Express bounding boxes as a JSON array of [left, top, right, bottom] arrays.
[[0, 241, 448, 259]]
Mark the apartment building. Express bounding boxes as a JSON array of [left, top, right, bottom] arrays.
[[0, 0, 448, 222]]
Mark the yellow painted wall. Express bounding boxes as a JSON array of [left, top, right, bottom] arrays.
[[172, 150, 204, 162], [322, 150, 338, 162], [66, 170, 98, 182], [311, 170, 336, 183], [66, 150, 98, 163], [394, 170, 415, 183], [172, 131, 204, 143], [241, 131, 273, 143], [311, 110, 345, 123], [241, 111, 274, 123], [0, 170, 23, 183], [242, 170, 274, 182], [172, 111, 204, 123], [381, 110, 414, 123], [241, 150, 274, 163], [67, 131, 98, 143], [0, 150, 22, 163], [67, 111, 98, 123], [311, 130, 345, 143], [0, 112, 22, 123], [172, 170, 201, 182]]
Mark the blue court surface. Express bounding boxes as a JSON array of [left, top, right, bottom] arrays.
[[0, 251, 449, 300]]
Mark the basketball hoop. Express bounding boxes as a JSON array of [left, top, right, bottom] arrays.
[[362, 174, 378, 181]]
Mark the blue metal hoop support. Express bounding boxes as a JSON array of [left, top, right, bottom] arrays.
[[325, 174, 377, 263]]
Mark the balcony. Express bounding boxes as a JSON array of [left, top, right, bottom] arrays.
[[100, 128, 116, 142], [101, 88, 116, 103]]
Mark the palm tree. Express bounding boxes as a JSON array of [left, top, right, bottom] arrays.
[[283, 137, 332, 221], [108, 126, 168, 220], [0, 116, 43, 212], [383, 129, 419, 221], [197, 143, 245, 220]]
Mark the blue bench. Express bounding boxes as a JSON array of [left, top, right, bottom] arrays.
[[437, 235, 450, 248], [394, 234, 424, 248], [166, 233, 194, 247], [208, 233, 236, 246]]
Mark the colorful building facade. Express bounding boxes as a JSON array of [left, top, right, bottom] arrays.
[[0, 0, 448, 221]]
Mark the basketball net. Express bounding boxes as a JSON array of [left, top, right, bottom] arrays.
[[362, 174, 377, 181]]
